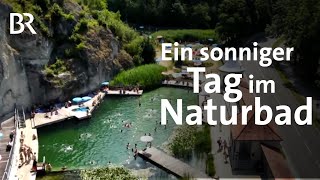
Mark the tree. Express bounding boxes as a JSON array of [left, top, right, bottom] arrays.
[[190, 3, 211, 28], [216, 0, 252, 43], [141, 38, 156, 64], [268, 0, 320, 79]]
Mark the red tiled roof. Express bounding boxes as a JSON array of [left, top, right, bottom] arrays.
[[231, 111, 282, 141], [261, 144, 293, 178]]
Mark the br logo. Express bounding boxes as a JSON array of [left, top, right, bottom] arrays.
[[10, 13, 37, 34]]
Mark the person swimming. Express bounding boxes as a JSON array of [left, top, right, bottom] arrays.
[[124, 123, 132, 128]]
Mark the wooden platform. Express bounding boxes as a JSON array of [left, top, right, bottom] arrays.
[[33, 92, 106, 128], [104, 90, 143, 96], [162, 80, 193, 88], [138, 147, 211, 179]]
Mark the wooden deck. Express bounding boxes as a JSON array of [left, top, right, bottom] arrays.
[[138, 147, 211, 179], [33, 92, 106, 128], [0, 118, 15, 179], [104, 90, 143, 96], [162, 80, 193, 88]]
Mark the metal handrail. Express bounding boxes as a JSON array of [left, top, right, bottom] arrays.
[[2, 108, 20, 180]]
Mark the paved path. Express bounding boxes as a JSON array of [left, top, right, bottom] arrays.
[[16, 118, 38, 180], [241, 37, 320, 177], [138, 147, 211, 179]]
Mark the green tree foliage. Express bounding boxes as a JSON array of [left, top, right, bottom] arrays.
[[108, 0, 217, 28], [268, 0, 320, 79], [80, 0, 107, 10], [44, 59, 68, 77], [216, 0, 252, 43], [141, 39, 156, 64]]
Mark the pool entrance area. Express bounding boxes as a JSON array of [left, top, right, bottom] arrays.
[[37, 87, 198, 179]]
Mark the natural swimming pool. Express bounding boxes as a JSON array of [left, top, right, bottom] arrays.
[[38, 87, 198, 178]]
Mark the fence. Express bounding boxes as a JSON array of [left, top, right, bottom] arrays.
[[1, 108, 22, 180]]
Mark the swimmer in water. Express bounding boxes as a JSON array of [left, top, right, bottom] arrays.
[[126, 143, 130, 149]]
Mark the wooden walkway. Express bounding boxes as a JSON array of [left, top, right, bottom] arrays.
[[104, 90, 143, 96], [138, 147, 211, 179], [0, 117, 15, 179], [162, 80, 193, 88], [33, 92, 106, 128]]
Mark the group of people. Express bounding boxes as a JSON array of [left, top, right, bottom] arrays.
[[217, 137, 229, 163], [30, 105, 59, 120], [126, 143, 139, 160], [104, 86, 140, 95], [44, 107, 59, 119], [17, 131, 38, 172], [154, 121, 167, 132]]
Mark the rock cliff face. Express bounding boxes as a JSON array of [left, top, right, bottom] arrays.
[[0, 2, 133, 120]]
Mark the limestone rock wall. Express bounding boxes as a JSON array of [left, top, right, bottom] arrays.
[[0, 3, 129, 120]]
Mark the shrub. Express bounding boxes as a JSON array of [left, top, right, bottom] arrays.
[[169, 126, 197, 159], [80, 166, 138, 180], [110, 64, 166, 90], [44, 59, 68, 76], [206, 153, 216, 177], [194, 124, 211, 154]]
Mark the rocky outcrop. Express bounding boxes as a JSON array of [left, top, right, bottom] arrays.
[[0, 2, 133, 120]]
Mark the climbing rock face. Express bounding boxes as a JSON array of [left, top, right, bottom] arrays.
[[0, 1, 134, 119]]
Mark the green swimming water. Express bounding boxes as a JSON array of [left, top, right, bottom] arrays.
[[38, 87, 197, 172]]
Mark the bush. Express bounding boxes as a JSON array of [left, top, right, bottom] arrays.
[[44, 59, 68, 76], [124, 37, 144, 56], [194, 124, 211, 154], [80, 166, 138, 180], [206, 154, 216, 177], [110, 64, 166, 90], [141, 39, 156, 64], [169, 126, 197, 159]]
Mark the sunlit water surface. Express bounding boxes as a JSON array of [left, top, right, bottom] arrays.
[[38, 87, 198, 179]]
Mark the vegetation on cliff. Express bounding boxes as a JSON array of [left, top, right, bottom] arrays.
[[110, 64, 166, 90], [3, 0, 154, 87]]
